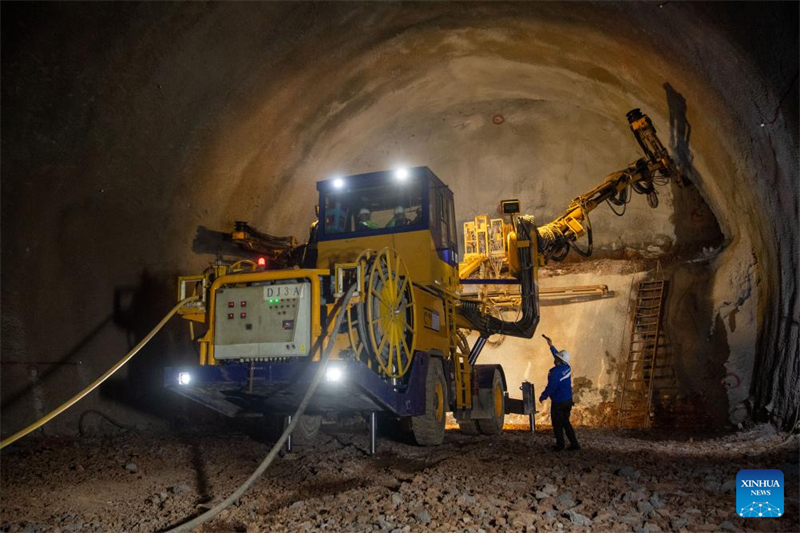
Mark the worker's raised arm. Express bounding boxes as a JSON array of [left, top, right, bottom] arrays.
[[542, 334, 559, 357]]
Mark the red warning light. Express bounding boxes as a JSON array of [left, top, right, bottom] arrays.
[[240, 301, 247, 307], [257, 257, 267, 267], [240, 312, 247, 319], [227, 313, 234, 319], [228, 301, 234, 308]]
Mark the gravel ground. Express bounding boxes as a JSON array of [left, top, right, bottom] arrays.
[[1, 424, 798, 533]]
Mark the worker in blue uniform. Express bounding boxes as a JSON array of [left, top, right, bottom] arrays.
[[539, 334, 581, 451]]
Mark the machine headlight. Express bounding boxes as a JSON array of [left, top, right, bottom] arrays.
[[178, 372, 192, 386], [325, 366, 344, 382]]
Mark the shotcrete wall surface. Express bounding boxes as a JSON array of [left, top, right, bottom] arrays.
[[477, 262, 650, 427], [2, 2, 797, 436]]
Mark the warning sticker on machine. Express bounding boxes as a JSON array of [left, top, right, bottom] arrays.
[[423, 309, 440, 331], [263, 283, 304, 300]]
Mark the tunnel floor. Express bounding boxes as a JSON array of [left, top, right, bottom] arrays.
[[1, 426, 797, 533]]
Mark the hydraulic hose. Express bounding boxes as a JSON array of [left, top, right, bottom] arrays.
[[568, 205, 593, 257], [458, 217, 539, 339], [0, 295, 200, 450], [166, 284, 357, 533]]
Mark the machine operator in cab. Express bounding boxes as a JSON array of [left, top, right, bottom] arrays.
[[386, 205, 409, 228], [357, 208, 379, 230], [539, 334, 581, 451]]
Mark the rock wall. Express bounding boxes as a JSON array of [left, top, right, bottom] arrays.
[[477, 261, 649, 428]]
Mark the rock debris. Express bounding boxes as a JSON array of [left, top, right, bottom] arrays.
[[1, 426, 797, 532]]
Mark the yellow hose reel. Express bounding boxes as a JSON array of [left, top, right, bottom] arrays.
[[346, 248, 417, 379]]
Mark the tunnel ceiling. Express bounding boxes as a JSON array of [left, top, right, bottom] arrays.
[[1, 2, 797, 430]]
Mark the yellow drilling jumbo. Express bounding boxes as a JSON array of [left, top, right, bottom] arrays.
[[166, 109, 683, 449]]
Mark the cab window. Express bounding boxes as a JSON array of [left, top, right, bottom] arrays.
[[322, 181, 424, 237], [437, 190, 448, 246]]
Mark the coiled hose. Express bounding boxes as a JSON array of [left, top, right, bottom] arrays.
[[0, 296, 200, 450], [166, 283, 357, 533]]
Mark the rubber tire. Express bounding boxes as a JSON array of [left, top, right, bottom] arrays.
[[477, 369, 505, 435], [292, 414, 322, 445], [458, 419, 480, 435], [411, 358, 446, 446]]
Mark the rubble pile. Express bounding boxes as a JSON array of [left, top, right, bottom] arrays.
[[1, 426, 797, 532]]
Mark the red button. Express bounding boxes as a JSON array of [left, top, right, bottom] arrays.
[[240, 312, 247, 319], [228, 302, 234, 308], [241, 301, 247, 307], [227, 313, 234, 319]]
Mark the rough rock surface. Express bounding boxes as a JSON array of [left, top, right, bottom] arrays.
[[1, 425, 797, 532]]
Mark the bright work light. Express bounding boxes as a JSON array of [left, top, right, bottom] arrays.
[[333, 177, 345, 189], [178, 372, 191, 386], [325, 366, 344, 382], [395, 168, 409, 180]]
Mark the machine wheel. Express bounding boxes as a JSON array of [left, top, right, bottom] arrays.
[[291, 414, 322, 445], [477, 369, 505, 435], [411, 358, 446, 446], [458, 419, 480, 435]]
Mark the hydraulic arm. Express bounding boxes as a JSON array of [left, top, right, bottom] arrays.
[[536, 109, 684, 262], [457, 108, 684, 339], [230, 220, 298, 268]]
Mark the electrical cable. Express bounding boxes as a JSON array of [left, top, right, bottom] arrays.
[[607, 183, 631, 217], [165, 284, 357, 533], [78, 409, 139, 436], [608, 199, 626, 217], [632, 179, 654, 195], [0, 296, 200, 450]]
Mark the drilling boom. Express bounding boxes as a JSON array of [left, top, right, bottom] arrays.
[[536, 109, 684, 262]]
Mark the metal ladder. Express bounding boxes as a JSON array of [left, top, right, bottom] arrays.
[[447, 297, 472, 409], [617, 279, 667, 428]]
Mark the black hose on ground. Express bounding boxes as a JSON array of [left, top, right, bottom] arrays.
[[165, 284, 357, 533], [78, 410, 138, 436]]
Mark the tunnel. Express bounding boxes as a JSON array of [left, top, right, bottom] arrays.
[[1, 2, 798, 532]]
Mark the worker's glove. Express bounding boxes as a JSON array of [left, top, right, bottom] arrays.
[[539, 395, 546, 403]]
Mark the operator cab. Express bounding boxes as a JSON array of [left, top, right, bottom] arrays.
[[316, 167, 459, 266]]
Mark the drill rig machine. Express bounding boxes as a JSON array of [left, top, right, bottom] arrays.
[[165, 109, 682, 448]]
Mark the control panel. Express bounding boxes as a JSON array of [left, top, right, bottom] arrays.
[[213, 281, 311, 360]]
